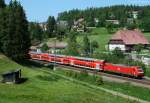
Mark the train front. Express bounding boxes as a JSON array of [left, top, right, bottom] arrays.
[[134, 66, 145, 78]]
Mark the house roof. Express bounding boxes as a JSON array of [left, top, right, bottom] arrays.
[[106, 19, 119, 22], [111, 29, 150, 45], [40, 41, 68, 49], [30, 46, 39, 50]]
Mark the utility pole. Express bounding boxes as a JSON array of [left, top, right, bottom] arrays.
[[53, 38, 56, 71], [90, 39, 92, 58]]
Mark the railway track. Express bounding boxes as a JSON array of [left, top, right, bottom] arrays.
[[30, 59, 150, 89], [55, 64, 150, 88]]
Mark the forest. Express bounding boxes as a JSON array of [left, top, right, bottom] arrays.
[[57, 5, 150, 31]]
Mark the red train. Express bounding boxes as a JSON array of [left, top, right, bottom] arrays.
[[29, 52, 144, 78]]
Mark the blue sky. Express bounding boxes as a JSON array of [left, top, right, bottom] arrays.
[[5, 0, 150, 22]]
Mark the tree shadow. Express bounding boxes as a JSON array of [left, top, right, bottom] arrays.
[[17, 60, 54, 72]]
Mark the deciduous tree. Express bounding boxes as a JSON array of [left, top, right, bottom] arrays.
[[134, 44, 144, 54], [83, 34, 90, 55], [66, 32, 79, 56]]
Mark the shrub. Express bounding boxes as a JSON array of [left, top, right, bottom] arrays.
[[41, 43, 49, 52], [72, 72, 78, 78], [65, 70, 79, 78], [95, 76, 103, 85], [112, 47, 125, 58], [80, 70, 88, 77], [65, 70, 73, 77]]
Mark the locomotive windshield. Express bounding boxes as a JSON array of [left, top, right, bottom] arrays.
[[138, 68, 144, 73]]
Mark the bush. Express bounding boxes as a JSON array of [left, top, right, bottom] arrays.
[[95, 76, 103, 85], [64, 69, 104, 85], [65, 70, 79, 78], [112, 47, 125, 58], [80, 70, 88, 77], [41, 43, 49, 52], [72, 72, 79, 78], [65, 70, 73, 77]]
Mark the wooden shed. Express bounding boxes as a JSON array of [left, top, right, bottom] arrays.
[[1, 69, 21, 84]]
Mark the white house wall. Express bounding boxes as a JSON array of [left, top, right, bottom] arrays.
[[109, 44, 126, 51]]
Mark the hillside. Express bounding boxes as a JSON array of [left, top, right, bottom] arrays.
[[76, 28, 150, 52], [47, 27, 150, 53], [58, 5, 150, 32], [77, 28, 112, 51], [0, 55, 138, 103]]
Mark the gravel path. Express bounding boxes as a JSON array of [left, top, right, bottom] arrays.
[[144, 76, 150, 80]]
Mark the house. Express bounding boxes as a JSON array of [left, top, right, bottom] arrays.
[[39, 22, 47, 31], [132, 11, 138, 19], [57, 20, 68, 27], [128, 11, 139, 19], [72, 18, 86, 32], [30, 41, 68, 53], [94, 18, 99, 23], [39, 41, 68, 53], [127, 18, 134, 24], [108, 29, 150, 52]]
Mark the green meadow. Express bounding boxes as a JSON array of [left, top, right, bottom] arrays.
[[0, 55, 137, 103]]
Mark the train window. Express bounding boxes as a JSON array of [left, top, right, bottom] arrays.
[[138, 68, 143, 71]]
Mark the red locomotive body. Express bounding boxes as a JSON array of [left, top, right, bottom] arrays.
[[103, 63, 144, 77], [29, 52, 144, 78]]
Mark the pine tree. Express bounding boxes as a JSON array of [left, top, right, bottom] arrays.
[[0, 0, 5, 8], [0, 0, 6, 52], [2, 3, 16, 58], [2, 0, 31, 61], [46, 16, 56, 37], [29, 22, 43, 42]]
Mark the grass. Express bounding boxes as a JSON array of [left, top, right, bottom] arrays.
[[54, 68, 150, 102], [47, 27, 150, 52], [146, 66, 150, 77], [77, 28, 150, 52], [144, 32, 150, 42], [77, 28, 112, 51], [0, 55, 138, 103], [47, 28, 112, 51], [103, 81, 150, 101]]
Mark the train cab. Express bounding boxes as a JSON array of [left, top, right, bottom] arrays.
[[132, 66, 144, 77]]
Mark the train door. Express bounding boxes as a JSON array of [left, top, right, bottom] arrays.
[[96, 63, 100, 70], [70, 60, 74, 65], [61, 58, 63, 64]]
